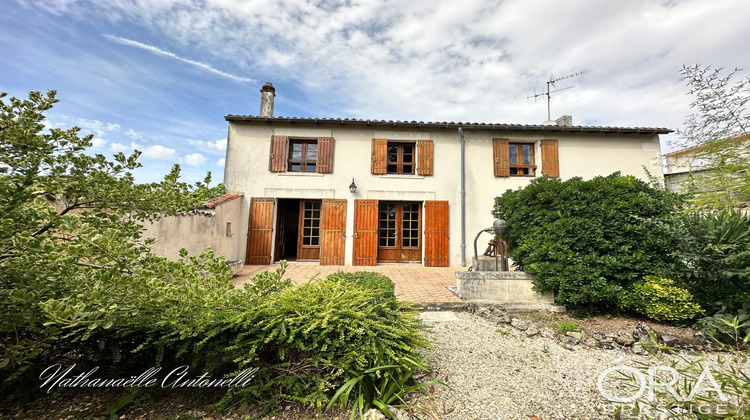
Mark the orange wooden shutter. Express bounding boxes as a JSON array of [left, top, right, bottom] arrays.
[[540, 139, 560, 178], [320, 199, 346, 265], [246, 197, 275, 264], [353, 199, 378, 266], [371, 138, 387, 174], [424, 201, 449, 267], [493, 138, 510, 177], [269, 136, 287, 172], [317, 137, 334, 173], [417, 139, 434, 175]]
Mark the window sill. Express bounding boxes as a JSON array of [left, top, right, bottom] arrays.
[[277, 172, 325, 177], [377, 174, 425, 179]]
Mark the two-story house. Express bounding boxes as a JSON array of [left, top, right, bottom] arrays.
[[217, 82, 669, 267]]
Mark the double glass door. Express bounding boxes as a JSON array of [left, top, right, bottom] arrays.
[[377, 202, 421, 263]]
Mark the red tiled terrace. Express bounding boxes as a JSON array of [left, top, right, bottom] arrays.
[[234, 263, 467, 303]]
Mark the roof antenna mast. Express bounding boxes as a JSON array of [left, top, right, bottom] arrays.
[[527, 71, 584, 120]]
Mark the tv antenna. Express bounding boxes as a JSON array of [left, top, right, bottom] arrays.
[[527, 71, 584, 120]]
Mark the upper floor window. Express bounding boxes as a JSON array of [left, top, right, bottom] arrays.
[[269, 136, 334, 173], [371, 138, 433, 175], [289, 140, 318, 172], [493, 138, 558, 178], [387, 142, 415, 174], [509, 143, 535, 176]]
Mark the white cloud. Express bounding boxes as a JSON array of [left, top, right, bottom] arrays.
[[22, 0, 750, 155], [184, 152, 207, 166], [140, 144, 178, 160], [109, 142, 129, 153], [125, 128, 142, 140], [103, 34, 255, 83], [109, 141, 180, 161], [188, 138, 227, 152], [215, 158, 225, 166]]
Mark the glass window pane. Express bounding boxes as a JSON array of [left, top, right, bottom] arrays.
[[291, 143, 302, 159], [403, 165, 413, 174], [510, 168, 518, 175], [403, 145, 413, 153], [522, 144, 532, 164], [387, 165, 397, 173], [290, 163, 301, 171], [311, 237, 319, 246], [305, 163, 316, 172], [403, 154, 412, 163], [509, 145, 518, 165]]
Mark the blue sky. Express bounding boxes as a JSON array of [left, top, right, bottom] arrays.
[[2, 0, 749, 184]]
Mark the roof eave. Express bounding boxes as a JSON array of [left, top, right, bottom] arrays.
[[224, 115, 673, 135]]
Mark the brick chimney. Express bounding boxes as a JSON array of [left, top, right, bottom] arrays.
[[259, 82, 275, 117]]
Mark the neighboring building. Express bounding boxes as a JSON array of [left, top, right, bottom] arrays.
[[663, 135, 750, 195], [218, 82, 670, 267]]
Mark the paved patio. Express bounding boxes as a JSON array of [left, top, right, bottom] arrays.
[[233, 263, 467, 303]]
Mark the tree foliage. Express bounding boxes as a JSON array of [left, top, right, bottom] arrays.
[[0, 90, 217, 378], [677, 65, 750, 209], [0, 91, 429, 414], [493, 173, 684, 314]]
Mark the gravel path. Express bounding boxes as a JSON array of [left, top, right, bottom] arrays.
[[414, 311, 745, 420]]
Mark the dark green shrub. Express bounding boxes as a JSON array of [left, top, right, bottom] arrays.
[[326, 271, 396, 302], [493, 173, 683, 312], [619, 275, 704, 322], [695, 303, 750, 351], [677, 210, 750, 312]]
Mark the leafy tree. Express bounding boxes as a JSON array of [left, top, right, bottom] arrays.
[[0, 90, 220, 386], [676, 65, 750, 209]]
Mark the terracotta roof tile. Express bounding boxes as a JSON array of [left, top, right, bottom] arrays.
[[204, 193, 242, 208], [224, 115, 673, 135]]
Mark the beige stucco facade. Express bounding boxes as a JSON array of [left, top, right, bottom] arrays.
[[141, 197, 244, 262], [222, 118, 666, 267]]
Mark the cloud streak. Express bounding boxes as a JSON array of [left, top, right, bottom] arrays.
[[103, 34, 255, 84]]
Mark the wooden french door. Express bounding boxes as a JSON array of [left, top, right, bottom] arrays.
[[296, 200, 321, 261], [377, 202, 421, 263]]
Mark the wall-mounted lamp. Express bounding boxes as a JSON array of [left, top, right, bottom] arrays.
[[349, 178, 358, 194]]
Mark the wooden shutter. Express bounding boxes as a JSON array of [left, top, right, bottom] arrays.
[[416, 140, 434, 175], [246, 198, 275, 264], [424, 201, 449, 267], [540, 139, 560, 178], [371, 138, 387, 174], [353, 199, 378, 266], [320, 199, 346, 265], [493, 138, 510, 177], [317, 137, 334, 173], [269, 135, 287, 172]]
